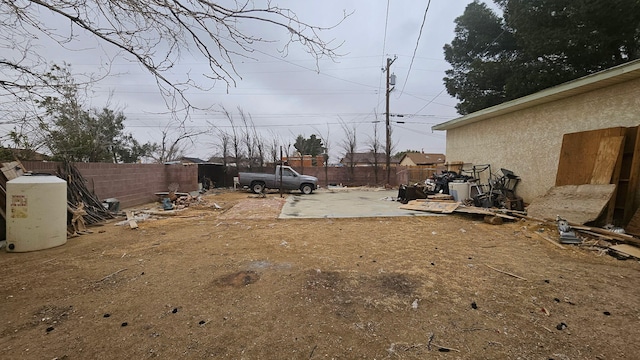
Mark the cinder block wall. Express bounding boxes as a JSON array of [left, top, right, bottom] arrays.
[[290, 166, 402, 187], [22, 162, 198, 208]]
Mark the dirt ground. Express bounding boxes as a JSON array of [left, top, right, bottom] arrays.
[[2, 189, 640, 359]]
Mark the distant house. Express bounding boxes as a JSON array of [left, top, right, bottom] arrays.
[[180, 157, 207, 164], [398, 152, 446, 167], [283, 154, 325, 167], [340, 152, 400, 167], [0, 148, 50, 162]]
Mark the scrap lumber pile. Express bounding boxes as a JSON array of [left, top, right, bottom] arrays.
[[399, 197, 517, 221], [524, 126, 640, 258], [0, 161, 25, 221], [57, 161, 114, 225]]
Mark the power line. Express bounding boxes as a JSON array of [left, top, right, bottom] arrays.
[[400, 0, 432, 95], [376, 0, 392, 113]]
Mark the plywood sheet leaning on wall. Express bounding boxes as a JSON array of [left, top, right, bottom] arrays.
[[626, 208, 640, 237], [555, 127, 626, 186], [622, 126, 640, 225], [527, 184, 616, 224], [553, 126, 640, 225], [590, 136, 624, 184]]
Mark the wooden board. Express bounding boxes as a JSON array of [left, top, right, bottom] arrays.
[[555, 127, 626, 186], [590, 136, 624, 185], [626, 208, 640, 236], [609, 244, 640, 259], [399, 200, 460, 213], [453, 205, 516, 220], [623, 126, 640, 224], [526, 184, 616, 224]]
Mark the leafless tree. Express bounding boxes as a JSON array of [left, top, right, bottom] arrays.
[[239, 108, 257, 170], [150, 123, 206, 163], [265, 129, 284, 166], [312, 123, 332, 186], [219, 106, 243, 169], [213, 128, 231, 167], [339, 117, 357, 180], [367, 113, 383, 185], [1, 1, 349, 112], [252, 124, 266, 169]]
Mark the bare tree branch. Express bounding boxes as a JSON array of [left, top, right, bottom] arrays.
[[1, 0, 350, 113]]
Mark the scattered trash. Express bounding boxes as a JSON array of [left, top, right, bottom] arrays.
[[541, 307, 550, 316], [603, 224, 626, 234], [471, 301, 478, 309], [46, 326, 55, 332], [172, 308, 178, 314], [162, 197, 174, 210], [199, 320, 206, 325], [412, 299, 419, 309], [121, 322, 128, 327], [556, 216, 581, 244], [603, 311, 611, 316], [103, 313, 110, 318], [556, 322, 568, 330]]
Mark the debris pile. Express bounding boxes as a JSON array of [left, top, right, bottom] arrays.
[[57, 161, 114, 225]]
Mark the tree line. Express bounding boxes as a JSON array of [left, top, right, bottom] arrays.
[[444, 0, 640, 115]]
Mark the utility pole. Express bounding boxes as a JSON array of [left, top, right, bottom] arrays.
[[384, 56, 396, 185]]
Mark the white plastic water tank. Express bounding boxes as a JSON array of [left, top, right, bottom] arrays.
[[449, 182, 470, 202], [6, 175, 67, 252]]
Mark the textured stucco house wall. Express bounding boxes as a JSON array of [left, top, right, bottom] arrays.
[[432, 60, 640, 203]]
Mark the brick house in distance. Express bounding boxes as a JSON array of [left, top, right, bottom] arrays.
[[398, 152, 446, 167]]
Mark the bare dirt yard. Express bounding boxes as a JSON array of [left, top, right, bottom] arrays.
[[2, 190, 640, 359]]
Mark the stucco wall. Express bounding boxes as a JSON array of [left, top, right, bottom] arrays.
[[444, 78, 640, 203]]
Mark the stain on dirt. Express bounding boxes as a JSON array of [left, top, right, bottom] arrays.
[[215, 270, 260, 287], [378, 273, 420, 296], [305, 269, 341, 291]]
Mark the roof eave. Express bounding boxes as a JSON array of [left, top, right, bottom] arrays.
[[432, 59, 640, 131]]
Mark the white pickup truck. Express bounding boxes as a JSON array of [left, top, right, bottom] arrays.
[[238, 165, 318, 194]]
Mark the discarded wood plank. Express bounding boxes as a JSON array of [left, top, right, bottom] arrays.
[[532, 232, 566, 250], [399, 200, 460, 214], [573, 225, 640, 246], [97, 268, 127, 282], [454, 205, 516, 220], [527, 184, 616, 224], [126, 211, 138, 229], [483, 215, 503, 225], [576, 229, 615, 241], [485, 264, 527, 280], [428, 194, 454, 200], [609, 244, 640, 259]]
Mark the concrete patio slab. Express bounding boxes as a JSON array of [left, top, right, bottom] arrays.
[[278, 188, 440, 219]]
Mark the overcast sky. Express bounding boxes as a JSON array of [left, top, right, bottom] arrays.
[[7, 1, 500, 162]]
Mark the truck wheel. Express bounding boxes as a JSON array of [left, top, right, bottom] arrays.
[[251, 182, 265, 194], [300, 184, 313, 195]]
